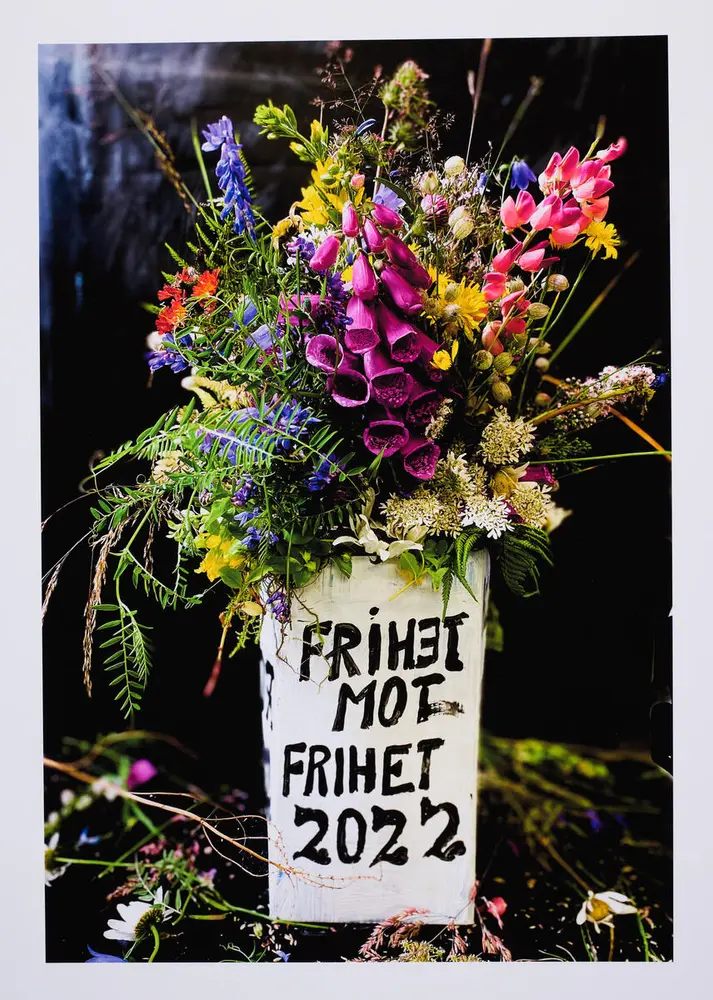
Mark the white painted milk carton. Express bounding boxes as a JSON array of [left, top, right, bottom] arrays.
[[259, 551, 489, 924]]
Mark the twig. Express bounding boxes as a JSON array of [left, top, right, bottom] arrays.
[[465, 39, 492, 166]]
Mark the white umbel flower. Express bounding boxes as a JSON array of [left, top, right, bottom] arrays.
[[461, 495, 513, 539], [575, 890, 637, 933], [104, 887, 169, 942]]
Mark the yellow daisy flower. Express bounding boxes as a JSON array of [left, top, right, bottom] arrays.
[[431, 340, 459, 371], [584, 221, 621, 260], [426, 267, 488, 339], [296, 158, 365, 225]]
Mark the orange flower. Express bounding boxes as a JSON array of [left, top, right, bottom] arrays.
[[156, 297, 187, 335], [194, 268, 221, 299]]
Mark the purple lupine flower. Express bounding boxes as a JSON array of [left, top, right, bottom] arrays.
[[86, 946, 127, 964], [201, 117, 255, 236], [373, 183, 405, 213], [477, 172, 488, 193], [510, 160, 537, 191], [146, 332, 193, 373], [231, 478, 254, 506], [266, 590, 290, 623]]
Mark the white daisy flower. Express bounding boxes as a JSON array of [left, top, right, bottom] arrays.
[[575, 890, 637, 933], [333, 514, 423, 563], [104, 887, 170, 942]]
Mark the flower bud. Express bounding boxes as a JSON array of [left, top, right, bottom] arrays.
[[492, 469, 517, 498], [350, 173, 365, 190], [529, 337, 551, 355], [420, 194, 449, 226], [444, 155, 466, 177], [535, 392, 552, 407], [491, 379, 512, 404], [547, 273, 569, 292], [527, 302, 550, 320], [341, 201, 360, 238], [475, 350, 493, 370], [506, 277, 526, 294], [448, 206, 474, 240], [444, 282, 461, 304], [309, 235, 341, 272], [493, 351, 514, 373], [419, 170, 439, 194], [535, 357, 550, 372]]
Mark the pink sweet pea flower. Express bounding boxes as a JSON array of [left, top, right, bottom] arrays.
[[597, 136, 627, 162], [518, 241, 560, 272], [492, 240, 524, 274], [570, 161, 614, 203], [580, 195, 610, 222], [549, 201, 588, 246], [351, 253, 378, 300], [482, 271, 508, 302], [500, 190, 536, 229], [309, 235, 341, 272], [341, 201, 360, 238], [363, 218, 386, 253], [539, 146, 579, 192], [529, 193, 564, 231], [127, 759, 158, 791]]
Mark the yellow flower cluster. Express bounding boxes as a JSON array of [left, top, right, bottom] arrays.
[[424, 267, 488, 339], [296, 158, 365, 225], [195, 533, 245, 582]]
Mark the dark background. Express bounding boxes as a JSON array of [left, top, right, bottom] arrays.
[[40, 36, 671, 810]]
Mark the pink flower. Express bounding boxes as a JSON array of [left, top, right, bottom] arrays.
[[380, 266, 424, 315], [384, 235, 419, 270], [309, 235, 341, 272], [363, 346, 414, 407], [391, 262, 432, 290], [482, 321, 505, 356], [363, 419, 410, 457], [529, 194, 564, 231], [371, 202, 403, 230], [500, 190, 536, 229], [570, 161, 614, 203], [420, 194, 449, 225], [350, 173, 366, 189], [375, 301, 421, 362], [351, 253, 378, 300], [341, 201, 360, 238], [580, 195, 610, 222], [127, 759, 157, 791], [345, 298, 380, 354], [327, 364, 370, 408], [363, 218, 386, 253], [539, 146, 579, 193], [597, 136, 627, 163], [492, 240, 524, 274], [518, 241, 560, 272], [305, 334, 343, 372], [549, 201, 588, 246], [405, 382, 443, 427], [482, 271, 508, 302], [401, 436, 440, 481], [500, 289, 530, 318], [484, 896, 507, 930]]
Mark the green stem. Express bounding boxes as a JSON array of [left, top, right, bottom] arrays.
[[191, 120, 218, 222], [200, 894, 329, 930], [55, 857, 136, 867], [636, 913, 651, 961], [530, 450, 671, 464], [148, 924, 160, 963], [547, 261, 591, 362]]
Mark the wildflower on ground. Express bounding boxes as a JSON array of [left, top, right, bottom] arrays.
[[44, 832, 68, 887], [104, 887, 171, 943], [575, 890, 637, 932], [86, 946, 127, 963]]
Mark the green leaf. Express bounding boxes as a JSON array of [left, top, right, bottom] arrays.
[[332, 551, 352, 578]]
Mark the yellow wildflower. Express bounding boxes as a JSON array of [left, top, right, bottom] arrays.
[[431, 340, 459, 371], [341, 264, 353, 284], [271, 214, 302, 248], [296, 158, 365, 225], [584, 220, 621, 260], [426, 267, 488, 339], [195, 533, 245, 582]]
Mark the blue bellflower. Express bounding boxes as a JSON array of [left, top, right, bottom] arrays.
[[146, 332, 193, 373], [373, 183, 405, 213], [510, 159, 537, 191], [86, 945, 126, 964]]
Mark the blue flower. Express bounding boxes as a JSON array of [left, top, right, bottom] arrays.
[[355, 119, 378, 136], [242, 526, 278, 550], [266, 591, 290, 623], [231, 477, 254, 506], [76, 828, 100, 848], [307, 453, 340, 492], [202, 118, 256, 236], [585, 809, 604, 833], [247, 324, 277, 351], [477, 171, 488, 193], [274, 950, 291, 962], [653, 373, 669, 388], [510, 160, 537, 191], [146, 332, 193, 373], [86, 945, 126, 964], [373, 183, 405, 213], [234, 508, 261, 526]]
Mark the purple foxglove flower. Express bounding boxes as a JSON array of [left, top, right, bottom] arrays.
[[375, 301, 420, 362], [351, 253, 378, 300], [305, 334, 343, 372], [384, 235, 419, 270], [309, 235, 341, 272], [379, 267, 424, 317], [405, 383, 443, 426], [327, 364, 370, 408], [401, 436, 441, 480], [420, 194, 449, 225], [363, 346, 414, 407], [341, 201, 360, 238], [363, 218, 386, 253], [520, 464, 558, 488], [345, 297, 380, 354], [415, 331, 440, 366], [127, 759, 158, 790], [371, 202, 404, 230], [391, 261, 432, 290], [363, 419, 410, 457]]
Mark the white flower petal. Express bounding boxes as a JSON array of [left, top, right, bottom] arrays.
[[103, 928, 134, 942], [575, 905, 587, 925]]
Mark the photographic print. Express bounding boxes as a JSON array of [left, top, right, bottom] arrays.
[[40, 36, 672, 964]]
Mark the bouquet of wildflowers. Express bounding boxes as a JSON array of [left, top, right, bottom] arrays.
[[76, 61, 666, 716]]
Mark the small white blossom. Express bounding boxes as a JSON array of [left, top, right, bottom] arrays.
[[479, 408, 535, 466], [104, 887, 171, 942], [333, 515, 423, 562], [44, 832, 68, 887], [575, 890, 637, 933], [461, 495, 513, 539]]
